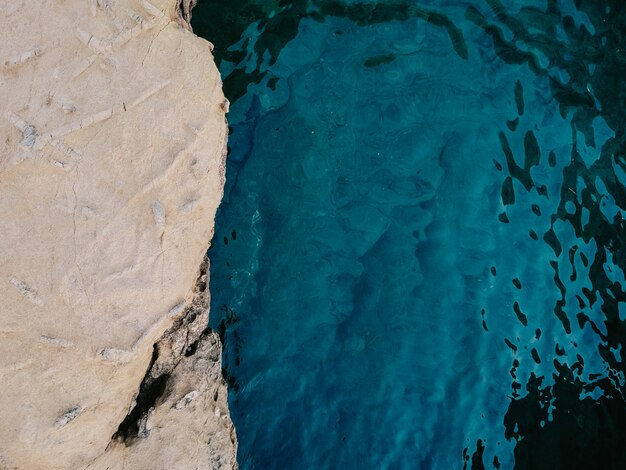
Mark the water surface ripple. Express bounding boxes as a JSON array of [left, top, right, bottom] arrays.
[[192, 1, 626, 468]]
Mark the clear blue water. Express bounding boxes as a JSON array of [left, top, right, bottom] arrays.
[[193, 1, 626, 468]]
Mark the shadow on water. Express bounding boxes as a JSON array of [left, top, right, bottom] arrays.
[[193, 0, 626, 468], [193, 0, 468, 102]]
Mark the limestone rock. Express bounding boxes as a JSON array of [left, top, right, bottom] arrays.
[[0, 0, 236, 468]]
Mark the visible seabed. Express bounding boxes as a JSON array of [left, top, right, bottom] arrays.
[[193, 1, 626, 468]]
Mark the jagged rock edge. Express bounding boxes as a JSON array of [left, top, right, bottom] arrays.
[[108, 0, 231, 453], [175, 0, 198, 30], [109, 255, 209, 445]]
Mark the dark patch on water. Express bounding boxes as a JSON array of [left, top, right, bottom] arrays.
[[513, 301, 528, 327], [506, 117, 519, 132], [363, 53, 396, 68], [531, 203, 541, 216], [501, 177, 515, 206], [193, 0, 468, 101], [514, 80, 524, 116]]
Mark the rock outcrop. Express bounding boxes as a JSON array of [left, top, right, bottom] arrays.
[[0, 0, 236, 468]]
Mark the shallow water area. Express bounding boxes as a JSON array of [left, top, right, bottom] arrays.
[[193, 1, 626, 468]]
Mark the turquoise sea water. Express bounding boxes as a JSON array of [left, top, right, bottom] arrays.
[[193, 2, 626, 468]]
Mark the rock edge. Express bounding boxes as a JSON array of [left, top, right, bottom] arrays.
[[0, 0, 236, 467]]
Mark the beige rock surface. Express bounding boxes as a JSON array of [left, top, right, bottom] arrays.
[[0, 0, 236, 468]]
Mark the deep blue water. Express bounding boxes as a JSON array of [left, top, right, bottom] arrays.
[[193, 2, 626, 468]]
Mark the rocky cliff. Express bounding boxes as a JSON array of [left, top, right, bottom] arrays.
[[0, 0, 236, 468]]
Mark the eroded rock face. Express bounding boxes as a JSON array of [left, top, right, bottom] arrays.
[[0, 0, 236, 468], [96, 258, 237, 469]]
